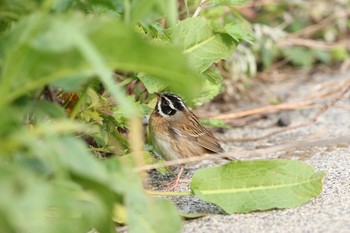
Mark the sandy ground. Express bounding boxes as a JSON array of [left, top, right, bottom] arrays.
[[148, 70, 350, 233]]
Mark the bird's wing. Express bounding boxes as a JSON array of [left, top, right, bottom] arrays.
[[180, 112, 224, 153]]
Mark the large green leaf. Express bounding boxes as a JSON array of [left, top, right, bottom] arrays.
[[191, 160, 325, 213], [171, 17, 237, 72]]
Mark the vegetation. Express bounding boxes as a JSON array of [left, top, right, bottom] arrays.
[[0, 0, 348, 232]]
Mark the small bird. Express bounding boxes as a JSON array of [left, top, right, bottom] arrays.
[[149, 93, 224, 190]]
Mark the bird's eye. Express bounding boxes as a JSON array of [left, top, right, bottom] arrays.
[[163, 100, 169, 106]]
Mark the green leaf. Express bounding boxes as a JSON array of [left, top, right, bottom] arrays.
[[107, 158, 182, 233], [32, 136, 111, 183], [222, 23, 254, 44], [200, 118, 231, 129], [29, 100, 66, 119], [130, 0, 177, 27], [191, 160, 325, 213], [50, 73, 90, 91], [331, 45, 349, 61], [0, 163, 114, 233], [138, 74, 168, 93], [171, 17, 237, 72], [126, 198, 182, 233], [192, 68, 222, 106], [0, 12, 202, 110], [312, 50, 330, 64], [282, 47, 314, 67], [179, 212, 207, 220]]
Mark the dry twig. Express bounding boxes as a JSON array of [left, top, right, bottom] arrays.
[[211, 100, 315, 120], [192, 0, 207, 17], [220, 80, 350, 142], [135, 135, 350, 172], [291, 10, 350, 38]]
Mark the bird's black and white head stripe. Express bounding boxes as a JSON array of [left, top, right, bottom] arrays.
[[156, 93, 186, 117]]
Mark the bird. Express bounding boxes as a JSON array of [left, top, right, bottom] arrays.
[[149, 92, 224, 190]]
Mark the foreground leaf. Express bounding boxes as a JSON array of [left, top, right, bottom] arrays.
[[0, 162, 114, 233], [107, 158, 182, 233], [191, 160, 325, 213], [0, 12, 202, 109]]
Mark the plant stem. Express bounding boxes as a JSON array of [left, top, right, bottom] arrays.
[[145, 190, 193, 196], [129, 116, 147, 177], [192, 0, 207, 17], [72, 29, 139, 117]]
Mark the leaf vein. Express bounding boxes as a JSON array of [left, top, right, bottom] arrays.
[[197, 176, 322, 195], [184, 35, 216, 54]]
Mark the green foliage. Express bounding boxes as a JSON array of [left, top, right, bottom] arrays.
[[171, 17, 238, 72], [0, 0, 327, 232], [192, 68, 223, 106], [191, 160, 325, 213], [282, 47, 315, 68], [0, 0, 249, 232], [200, 118, 231, 129], [220, 0, 350, 81]]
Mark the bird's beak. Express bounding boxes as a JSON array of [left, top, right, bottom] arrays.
[[155, 92, 161, 100]]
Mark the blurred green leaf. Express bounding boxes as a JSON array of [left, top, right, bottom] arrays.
[[171, 17, 237, 72], [0, 12, 202, 110], [200, 118, 230, 129], [313, 50, 330, 64], [282, 47, 314, 67], [29, 100, 66, 119], [126, 196, 182, 233], [130, 0, 177, 27], [0, 107, 22, 139], [191, 160, 325, 213], [331, 45, 349, 61], [50, 73, 90, 91], [138, 74, 168, 94], [106, 158, 182, 233], [44, 136, 111, 182], [0, 163, 114, 233]]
